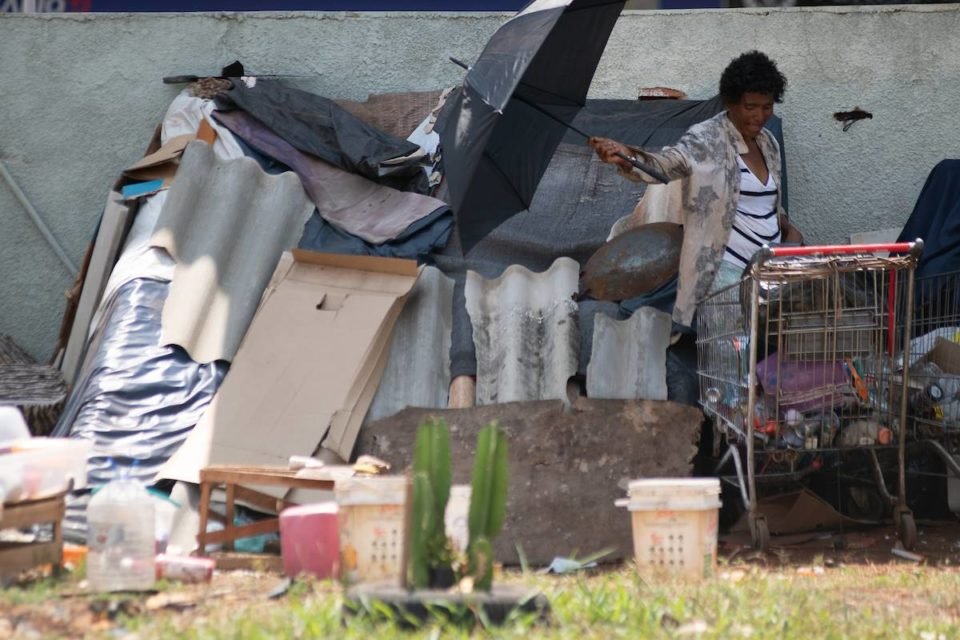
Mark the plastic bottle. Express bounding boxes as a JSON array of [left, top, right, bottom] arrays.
[[86, 475, 156, 592]]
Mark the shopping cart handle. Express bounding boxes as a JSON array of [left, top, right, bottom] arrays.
[[764, 239, 924, 259]]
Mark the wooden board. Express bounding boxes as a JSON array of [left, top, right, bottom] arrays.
[[0, 494, 64, 578]]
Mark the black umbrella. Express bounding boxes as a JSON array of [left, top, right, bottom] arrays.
[[439, 0, 668, 254]]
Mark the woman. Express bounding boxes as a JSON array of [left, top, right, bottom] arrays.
[[589, 50, 803, 332]]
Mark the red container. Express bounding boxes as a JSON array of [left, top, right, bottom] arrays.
[[279, 501, 339, 580]]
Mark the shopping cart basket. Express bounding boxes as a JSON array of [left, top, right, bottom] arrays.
[[901, 269, 960, 515], [697, 241, 923, 550]]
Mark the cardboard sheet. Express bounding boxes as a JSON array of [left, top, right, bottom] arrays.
[[732, 488, 870, 535], [119, 121, 218, 198], [927, 337, 960, 375], [156, 250, 419, 487]]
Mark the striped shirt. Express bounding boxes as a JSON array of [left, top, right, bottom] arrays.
[[723, 155, 780, 268]]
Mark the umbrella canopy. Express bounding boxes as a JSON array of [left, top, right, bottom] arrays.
[[439, 0, 627, 253]]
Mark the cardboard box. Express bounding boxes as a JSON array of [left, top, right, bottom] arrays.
[[156, 250, 420, 488], [927, 337, 960, 376], [119, 120, 218, 199]]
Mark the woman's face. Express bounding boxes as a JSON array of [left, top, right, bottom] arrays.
[[726, 92, 775, 140]]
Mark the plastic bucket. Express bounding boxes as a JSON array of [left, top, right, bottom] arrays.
[[444, 485, 471, 555], [335, 476, 406, 586], [617, 478, 721, 580]]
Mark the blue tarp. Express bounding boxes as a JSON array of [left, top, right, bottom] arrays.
[[897, 159, 960, 278]]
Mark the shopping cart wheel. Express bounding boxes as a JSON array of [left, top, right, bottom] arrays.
[[897, 512, 918, 551], [749, 514, 770, 551]]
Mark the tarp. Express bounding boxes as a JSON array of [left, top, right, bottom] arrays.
[[53, 278, 228, 486]]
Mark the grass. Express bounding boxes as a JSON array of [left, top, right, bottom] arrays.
[[4, 561, 958, 639]]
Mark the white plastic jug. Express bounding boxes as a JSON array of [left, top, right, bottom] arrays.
[[86, 476, 156, 591]]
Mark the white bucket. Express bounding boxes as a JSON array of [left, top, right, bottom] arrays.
[[444, 485, 471, 555], [335, 475, 407, 586], [617, 478, 721, 580]]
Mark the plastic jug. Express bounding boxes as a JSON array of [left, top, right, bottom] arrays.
[[86, 476, 156, 591]]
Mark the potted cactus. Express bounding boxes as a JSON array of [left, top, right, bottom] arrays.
[[409, 418, 508, 591], [344, 417, 549, 628], [465, 421, 508, 591], [409, 417, 457, 589]]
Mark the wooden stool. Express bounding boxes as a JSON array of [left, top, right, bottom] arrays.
[[0, 492, 65, 579], [196, 465, 335, 556]]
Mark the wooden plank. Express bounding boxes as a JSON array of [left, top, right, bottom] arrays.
[[59, 192, 133, 385], [0, 496, 65, 530], [0, 541, 62, 578], [209, 552, 283, 573], [201, 519, 280, 546], [201, 467, 335, 490], [231, 485, 294, 515], [201, 465, 300, 480], [197, 481, 212, 555], [224, 484, 236, 552]]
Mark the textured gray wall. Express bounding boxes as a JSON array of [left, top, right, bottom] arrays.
[[1, 6, 958, 361]]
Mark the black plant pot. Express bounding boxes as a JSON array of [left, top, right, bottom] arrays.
[[428, 566, 456, 589], [344, 583, 551, 629]]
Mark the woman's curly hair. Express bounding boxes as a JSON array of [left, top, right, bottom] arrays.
[[719, 51, 787, 104]]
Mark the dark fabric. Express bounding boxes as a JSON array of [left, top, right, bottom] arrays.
[[575, 300, 625, 377], [619, 275, 680, 317], [214, 109, 450, 244], [438, 0, 626, 252], [436, 97, 788, 379], [222, 110, 454, 261], [298, 208, 454, 262], [666, 331, 701, 406], [897, 159, 960, 278], [216, 79, 427, 193]]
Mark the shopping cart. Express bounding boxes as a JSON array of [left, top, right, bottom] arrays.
[[901, 269, 960, 516], [696, 241, 923, 550]]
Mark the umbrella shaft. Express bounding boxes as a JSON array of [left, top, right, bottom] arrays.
[[449, 57, 670, 184], [615, 152, 670, 184], [515, 95, 670, 183], [512, 93, 591, 139]]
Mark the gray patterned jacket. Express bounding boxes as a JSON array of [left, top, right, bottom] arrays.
[[618, 110, 785, 328]]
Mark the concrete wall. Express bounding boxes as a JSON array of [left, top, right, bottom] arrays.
[[1, 6, 958, 361]]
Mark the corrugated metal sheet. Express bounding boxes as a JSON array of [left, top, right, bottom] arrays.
[[364, 265, 455, 423], [465, 257, 579, 405], [150, 141, 313, 363], [586, 306, 671, 400]]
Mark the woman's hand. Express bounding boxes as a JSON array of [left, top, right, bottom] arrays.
[[588, 137, 635, 171]]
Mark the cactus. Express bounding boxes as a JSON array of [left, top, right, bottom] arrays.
[[467, 421, 508, 591], [409, 471, 435, 589], [414, 417, 452, 525], [408, 418, 453, 589]]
